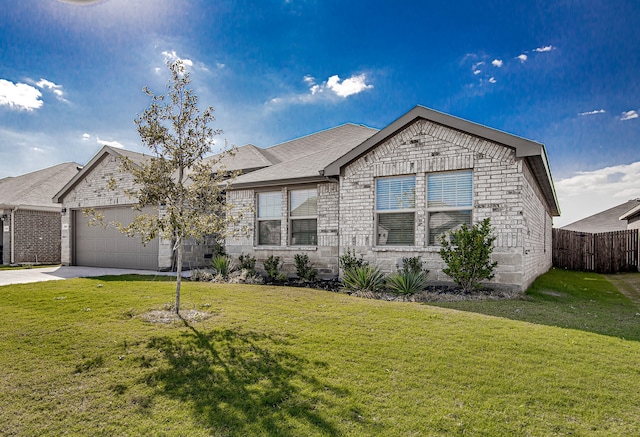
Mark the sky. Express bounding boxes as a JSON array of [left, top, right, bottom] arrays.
[[1, 0, 639, 227]]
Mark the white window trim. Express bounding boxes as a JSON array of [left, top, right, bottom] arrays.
[[289, 188, 318, 246], [256, 191, 282, 246], [375, 175, 417, 247]]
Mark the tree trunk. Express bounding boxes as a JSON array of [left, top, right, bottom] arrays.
[[175, 236, 183, 314]]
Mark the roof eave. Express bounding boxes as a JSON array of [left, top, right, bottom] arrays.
[[620, 204, 640, 221], [229, 175, 331, 190]]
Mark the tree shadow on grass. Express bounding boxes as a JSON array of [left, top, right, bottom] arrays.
[[143, 321, 359, 436]]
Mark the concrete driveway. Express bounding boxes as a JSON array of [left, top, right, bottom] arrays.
[[0, 266, 180, 286]]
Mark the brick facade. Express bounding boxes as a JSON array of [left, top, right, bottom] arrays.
[[1, 209, 61, 264], [226, 118, 554, 290]]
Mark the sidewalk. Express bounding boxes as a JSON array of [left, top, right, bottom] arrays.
[[0, 266, 179, 286]]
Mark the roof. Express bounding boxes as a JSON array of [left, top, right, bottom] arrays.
[[230, 124, 378, 188], [53, 146, 147, 203], [205, 144, 275, 173], [561, 199, 640, 233], [620, 203, 640, 221], [0, 162, 81, 210], [322, 105, 560, 216]]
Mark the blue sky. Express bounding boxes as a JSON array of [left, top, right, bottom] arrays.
[[1, 0, 639, 226]]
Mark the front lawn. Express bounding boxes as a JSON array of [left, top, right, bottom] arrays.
[[0, 270, 638, 436]]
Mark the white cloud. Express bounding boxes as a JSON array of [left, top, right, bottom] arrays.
[[326, 74, 373, 97], [82, 133, 91, 140], [491, 59, 503, 67], [534, 45, 554, 52], [0, 79, 43, 111], [620, 110, 638, 121], [516, 54, 528, 63], [34, 78, 67, 102], [267, 73, 373, 106], [473, 69, 481, 75], [96, 137, 124, 149], [488, 77, 496, 84], [554, 161, 640, 227], [162, 50, 194, 67], [579, 109, 606, 116]]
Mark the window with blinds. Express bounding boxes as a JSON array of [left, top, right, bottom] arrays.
[[290, 188, 317, 245], [257, 192, 281, 245], [427, 171, 473, 245], [376, 176, 416, 245]]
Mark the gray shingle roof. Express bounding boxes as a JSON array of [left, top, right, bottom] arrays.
[[0, 162, 81, 208], [561, 199, 640, 233], [205, 144, 275, 172], [231, 124, 377, 188]]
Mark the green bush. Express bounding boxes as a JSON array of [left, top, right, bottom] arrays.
[[294, 253, 317, 281], [211, 255, 232, 278], [399, 256, 429, 275], [342, 265, 385, 292], [237, 253, 256, 274], [439, 218, 498, 292], [339, 249, 368, 272], [385, 270, 429, 295], [263, 255, 284, 282]]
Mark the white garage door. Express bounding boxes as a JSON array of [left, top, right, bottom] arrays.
[[73, 207, 160, 270]]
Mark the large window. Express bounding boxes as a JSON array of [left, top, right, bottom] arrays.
[[289, 188, 317, 245], [427, 171, 473, 245], [376, 176, 416, 245], [257, 192, 281, 245]]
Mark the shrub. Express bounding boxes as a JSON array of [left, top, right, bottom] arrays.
[[339, 249, 368, 272], [294, 253, 317, 281], [237, 253, 256, 274], [386, 270, 429, 295], [342, 265, 385, 292], [211, 255, 232, 278], [263, 255, 284, 282], [398, 256, 429, 275], [439, 218, 498, 292]]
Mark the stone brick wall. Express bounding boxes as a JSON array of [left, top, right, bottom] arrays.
[[226, 183, 341, 277], [2, 210, 61, 264], [339, 118, 551, 291]]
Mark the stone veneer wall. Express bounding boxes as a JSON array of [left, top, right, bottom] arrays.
[[2, 210, 61, 264], [59, 153, 212, 269], [338, 119, 553, 291], [225, 183, 341, 278]]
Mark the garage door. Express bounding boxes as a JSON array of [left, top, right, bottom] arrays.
[[73, 207, 160, 270]]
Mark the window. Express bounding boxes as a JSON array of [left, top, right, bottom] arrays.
[[427, 171, 472, 245], [376, 176, 416, 245], [290, 189, 317, 245], [257, 192, 281, 245]]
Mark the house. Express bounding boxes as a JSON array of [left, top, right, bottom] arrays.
[[52, 144, 273, 270], [619, 201, 640, 230], [225, 106, 560, 291], [561, 199, 640, 233], [0, 163, 81, 265]]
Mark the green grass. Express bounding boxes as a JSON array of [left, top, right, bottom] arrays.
[[0, 264, 60, 270], [1, 270, 639, 436], [432, 268, 640, 341]]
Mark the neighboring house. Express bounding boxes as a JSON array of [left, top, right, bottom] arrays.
[[561, 199, 640, 233], [619, 201, 640, 230], [53, 144, 272, 270], [0, 163, 81, 265], [226, 106, 560, 291]]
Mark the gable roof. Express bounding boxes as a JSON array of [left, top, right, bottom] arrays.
[[620, 202, 640, 222], [322, 105, 560, 216], [205, 144, 275, 173], [230, 124, 378, 188], [561, 199, 640, 233], [53, 146, 147, 203], [0, 162, 81, 210]]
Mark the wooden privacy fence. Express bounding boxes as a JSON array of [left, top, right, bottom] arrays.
[[552, 228, 639, 273]]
